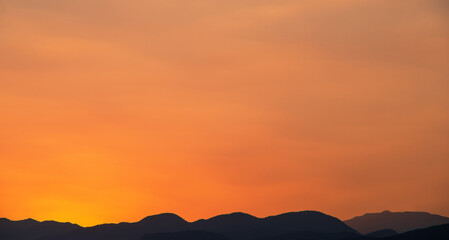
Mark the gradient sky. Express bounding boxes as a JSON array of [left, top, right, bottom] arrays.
[[1, 0, 449, 227]]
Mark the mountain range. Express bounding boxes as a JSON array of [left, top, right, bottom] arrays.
[[1, 211, 448, 240], [0, 218, 81, 240], [344, 210, 449, 234]]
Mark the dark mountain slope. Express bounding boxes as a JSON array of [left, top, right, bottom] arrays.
[[37, 211, 356, 240], [253, 223, 449, 240], [365, 229, 397, 238], [255, 231, 360, 240], [141, 230, 229, 240], [39, 213, 189, 240], [344, 210, 449, 234], [190, 211, 356, 240], [385, 223, 449, 240], [191, 212, 261, 240], [262, 211, 356, 234], [0, 218, 81, 240]]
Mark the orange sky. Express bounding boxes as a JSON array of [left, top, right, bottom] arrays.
[[1, 0, 449, 227]]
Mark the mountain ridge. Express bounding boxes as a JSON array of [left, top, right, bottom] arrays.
[[0, 218, 81, 240], [2, 210, 449, 240], [344, 210, 449, 234], [3, 211, 355, 240]]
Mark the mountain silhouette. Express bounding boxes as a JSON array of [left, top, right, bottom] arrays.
[[0, 218, 81, 240], [30, 211, 355, 240], [365, 229, 397, 238], [341, 223, 449, 240], [4, 211, 448, 240], [141, 230, 229, 240], [344, 210, 449, 234], [191, 212, 261, 240], [137, 213, 189, 230], [385, 223, 449, 240], [350, 223, 449, 240], [38, 213, 190, 240], [190, 211, 357, 240], [254, 231, 360, 240]]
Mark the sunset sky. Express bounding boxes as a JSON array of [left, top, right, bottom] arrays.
[[1, 0, 448, 227]]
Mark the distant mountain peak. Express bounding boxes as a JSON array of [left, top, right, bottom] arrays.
[[226, 212, 255, 217], [139, 213, 187, 224], [207, 212, 258, 221], [273, 210, 327, 216], [266, 210, 339, 221], [19, 218, 39, 223], [345, 210, 449, 234]]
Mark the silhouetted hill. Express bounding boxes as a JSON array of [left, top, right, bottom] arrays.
[[0, 218, 81, 240], [332, 223, 449, 240], [193, 212, 258, 227], [141, 230, 229, 240], [39, 213, 190, 240], [385, 223, 449, 240], [365, 229, 397, 238], [137, 213, 189, 230], [344, 210, 449, 234], [255, 231, 360, 240], [262, 211, 356, 234], [191, 211, 357, 240], [191, 212, 261, 240], [7, 211, 449, 240], [35, 211, 356, 240]]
